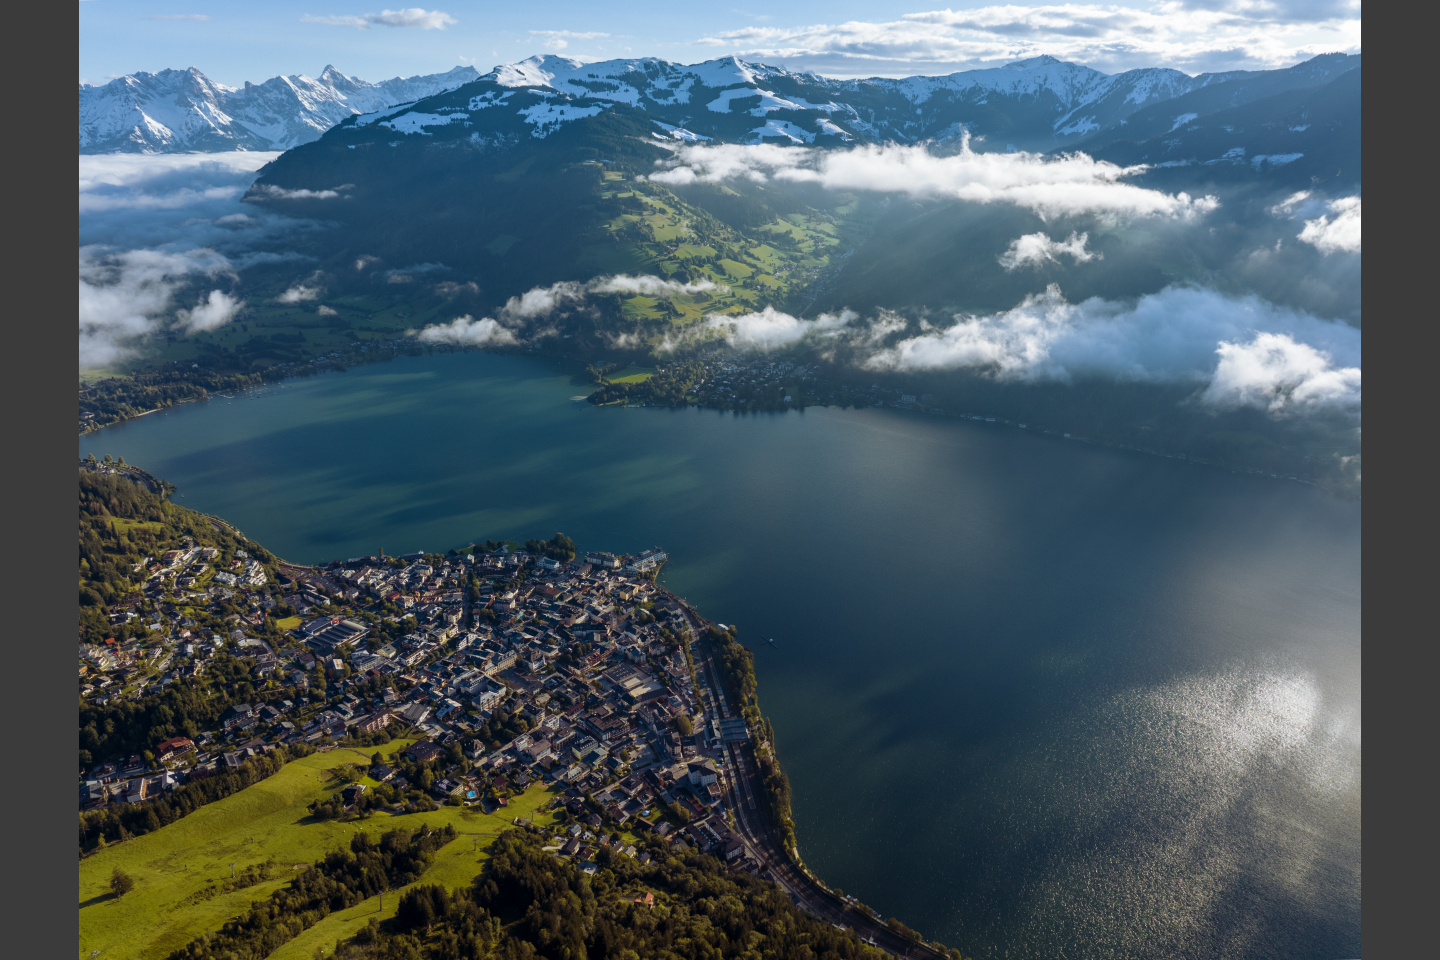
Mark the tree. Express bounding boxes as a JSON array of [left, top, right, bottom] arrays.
[[110, 867, 135, 899], [675, 715, 694, 736]]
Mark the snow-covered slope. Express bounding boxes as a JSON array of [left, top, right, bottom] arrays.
[[475, 53, 1259, 149], [78, 65, 481, 153], [79, 53, 1360, 154]]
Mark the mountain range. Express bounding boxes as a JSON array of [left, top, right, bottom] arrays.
[[79, 52, 1359, 155], [79, 51, 1363, 492], [79, 65, 482, 153]]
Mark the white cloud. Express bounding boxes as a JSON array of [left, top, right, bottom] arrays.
[[591, 274, 723, 297], [489, 275, 721, 322], [530, 29, 609, 51], [648, 140, 1217, 220], [999, 231, 1100, 270], [503, 281, 586, 318], [415, 314, 518, 345], [178, 290, 244, 332], [277, 284, 321, 302], [302, 8, 456, 30], [78, 247, 234, 368], [78, 152, 278, 215], [865, 284, 1360, 413], [1205, 332, 1360, 411], [702, 307, 857, 351], [1297, 196, 1361, 254], [318, 304, 339, 316], [1267, 190, 1312, 217], [695, 2, 1362, 76], [249, 184, 346, 200], [78, 154, 318, 370]]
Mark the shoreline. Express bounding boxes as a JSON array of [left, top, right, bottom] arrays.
[[80, 344, 1360, 499], [665, 591, 955, 958]]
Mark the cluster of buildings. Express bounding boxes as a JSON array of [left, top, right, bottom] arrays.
[[141, 542, 268, 592], [81, 543, 757, 849], [691, 358, 813, 408]]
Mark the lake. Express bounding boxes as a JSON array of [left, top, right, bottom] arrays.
[[79, 351, 1361, 959]]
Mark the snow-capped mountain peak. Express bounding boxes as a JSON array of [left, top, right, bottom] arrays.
[[79, 65, 482, 153], [80, 53, 1360, 155]]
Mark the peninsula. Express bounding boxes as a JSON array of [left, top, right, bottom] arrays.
[[78, 463, 961, 960]]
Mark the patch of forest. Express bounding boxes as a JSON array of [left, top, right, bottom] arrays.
[[77, 467, 277, 644], [169, 826, 933, 960]]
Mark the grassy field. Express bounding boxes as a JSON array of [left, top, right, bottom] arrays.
[[109, 518, 166, 536], [78, 744, 559, 960], [272, 616, 303, 631], [605, 367, 656, 384]]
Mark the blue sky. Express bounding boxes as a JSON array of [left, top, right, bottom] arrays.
[[80, 1, 1361, 89]]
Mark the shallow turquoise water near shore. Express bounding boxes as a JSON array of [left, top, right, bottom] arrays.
[[80, 351, 1361, 959]]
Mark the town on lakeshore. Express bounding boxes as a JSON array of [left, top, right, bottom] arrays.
[[78, 460, 952, 959]]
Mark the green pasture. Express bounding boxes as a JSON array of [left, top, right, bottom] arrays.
[[620, 297, 670, 323], [716, 259, 754, 279], [604, 367, 656, 384], [109, 518, 166, 536], [78, 744, 559, 960]]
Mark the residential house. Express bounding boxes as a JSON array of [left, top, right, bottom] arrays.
[[154, 736, 195, 763], [405, 741, 445, 764], [356, 711, 392, 734], [687, 758, 719, 788]]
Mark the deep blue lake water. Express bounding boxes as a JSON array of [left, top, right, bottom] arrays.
[[79, 351, 1361, 959]]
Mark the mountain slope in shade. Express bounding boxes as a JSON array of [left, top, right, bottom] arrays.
[[78, 65, 481, 153], [1095, 67, 1362, 188], [1073, 53, 1361, 155]]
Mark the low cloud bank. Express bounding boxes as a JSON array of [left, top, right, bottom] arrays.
[[999, 232, 1100, 270], [412, 273, 725, 343], [502, 274, 724, 317], [79, 247, 239, 368], [1271, 191, 1361, 254], [277, 284, 321, 302], [648, 140, 1217, 220], [703, 307, 857, 351], [177, 290, 245, 332], [1298, 197, 1361, 254], [416, 314, 517, 346], [78, 152, 314, 369], [249, 183, 349, 201], [592, 275, 723, 297], [414, 273, 1358, 414], [1206, 332, 1361, 412], [864, 285, 1359, 413]]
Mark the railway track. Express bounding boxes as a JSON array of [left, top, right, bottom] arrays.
[[673, 596, 952, 960]]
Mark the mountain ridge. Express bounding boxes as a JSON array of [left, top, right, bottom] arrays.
[[79, 64, 482, 153], [79, 52, 1359, 155]]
